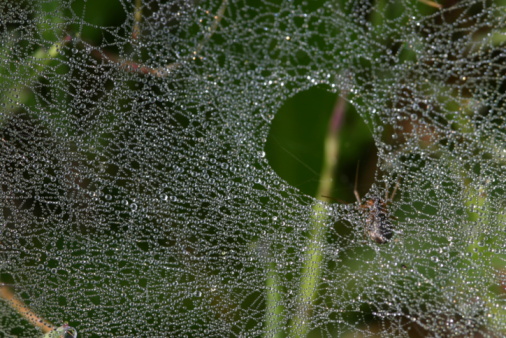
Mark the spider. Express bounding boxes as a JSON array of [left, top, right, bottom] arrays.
[[353, 170, 400, 244], [323, 166, 400, 244]]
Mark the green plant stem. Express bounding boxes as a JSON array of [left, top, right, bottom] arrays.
[[289, 94, 346, 337], [265, 260, 285, 338], [448, 113, 506, 332]]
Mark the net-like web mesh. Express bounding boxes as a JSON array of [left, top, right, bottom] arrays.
[[0, 0, 505, 336]]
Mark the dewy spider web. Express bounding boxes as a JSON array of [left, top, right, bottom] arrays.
[[0, 0, 505, 336]]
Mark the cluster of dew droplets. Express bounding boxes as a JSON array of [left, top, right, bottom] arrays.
[[0, 0, 505, 336]]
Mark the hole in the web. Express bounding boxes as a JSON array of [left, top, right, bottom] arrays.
[[265, 85, 377, 200]]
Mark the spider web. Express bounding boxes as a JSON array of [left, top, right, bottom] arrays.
[[0, 0, 505, 336]]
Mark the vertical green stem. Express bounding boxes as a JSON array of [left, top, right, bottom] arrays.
[[265, 260, 286, 338], [289, 94, 346, 337], [447, 112, 506, 332], [462, 177, 506, 330]]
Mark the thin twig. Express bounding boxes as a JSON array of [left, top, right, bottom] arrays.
[[194, 0, 228, 55], [118, 0, 228, 77], [89, 0, 230, 77], [418, 0, 443, 9], [132, 0, 143, 40], [0, 285, 53, 334]]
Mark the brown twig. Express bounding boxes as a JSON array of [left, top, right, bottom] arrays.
[[132, 0, 143, 40], [419, 0, 443, 9], [0, 285, 53, 333], [113, 0, 228, 77]]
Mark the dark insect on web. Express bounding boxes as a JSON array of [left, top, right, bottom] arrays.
[[353, 166, 399, 244], [323, 165, 400, 244]]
